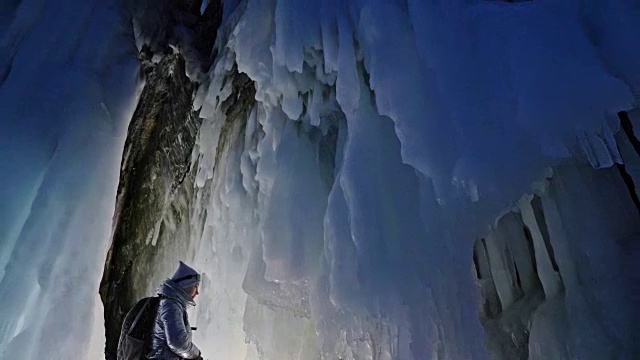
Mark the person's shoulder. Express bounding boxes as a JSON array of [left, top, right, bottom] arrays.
[[160, 296, 185, 310], [159, 296, 176, 304]]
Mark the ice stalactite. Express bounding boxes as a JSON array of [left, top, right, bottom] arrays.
[[1, 0, 638, 359], [101, 0, 639, 359], [476, 157, 639, 359]]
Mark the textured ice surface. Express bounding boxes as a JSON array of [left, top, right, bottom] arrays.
[[0, 0, 141, 358], [1, 0, 639, 359], [184, 1, 639, 359]]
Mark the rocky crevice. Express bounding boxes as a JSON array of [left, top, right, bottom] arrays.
[[615, 111, 640, 213], [99, 1, 226, 357], [99, 52, 200, 360], [99, 57, 257, 360]]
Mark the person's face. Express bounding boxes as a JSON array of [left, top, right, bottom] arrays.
[[187, 284, 199, 299]]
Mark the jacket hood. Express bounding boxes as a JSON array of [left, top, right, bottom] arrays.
[[170, 261, 201, 289], [156, 279, 196, 307]]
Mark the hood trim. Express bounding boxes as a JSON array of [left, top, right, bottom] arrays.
[[156, 279, 196, 307]]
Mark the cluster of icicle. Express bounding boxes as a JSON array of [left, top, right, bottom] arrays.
[[180, 1, 638, 359]]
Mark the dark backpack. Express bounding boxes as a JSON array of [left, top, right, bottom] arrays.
[[117, 296, 161, 360]]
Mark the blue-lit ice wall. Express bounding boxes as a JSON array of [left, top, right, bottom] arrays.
[[185, 1, 639, 359], [0, 0, 638, 359], [0, 0, 140, 358]]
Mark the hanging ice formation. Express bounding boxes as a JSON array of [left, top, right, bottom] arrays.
[[2, 0, 640, 359]]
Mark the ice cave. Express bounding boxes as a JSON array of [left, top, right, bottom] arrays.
[[0, 0, 638, 359]]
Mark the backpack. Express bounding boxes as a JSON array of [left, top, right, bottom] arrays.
[[117, 296, 161, 360]]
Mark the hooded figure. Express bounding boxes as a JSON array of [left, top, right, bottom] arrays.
[[148, 261, 202, 360]]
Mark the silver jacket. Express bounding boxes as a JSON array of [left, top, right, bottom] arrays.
[[148, 280, 201, 360]]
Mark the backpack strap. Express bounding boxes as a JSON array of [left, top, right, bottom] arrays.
[[127, 297, 153, 335]]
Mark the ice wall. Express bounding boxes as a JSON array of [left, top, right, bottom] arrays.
[[0, 0, 141, 358], [1, 0, 638, 359], [173, 0, 639, 359]]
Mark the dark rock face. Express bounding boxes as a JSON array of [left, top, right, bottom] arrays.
[[213, 66, 256, 166], [99, 52, 200, 360], [99, 50, 257, 358], [190, 0, 224, 70], [132, 0, 223, 74], [99, 1, 226, 357]]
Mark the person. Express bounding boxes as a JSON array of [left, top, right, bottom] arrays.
[[148, 261, 203, 360]]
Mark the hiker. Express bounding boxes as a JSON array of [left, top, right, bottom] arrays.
[[148, 261, 203, 360]]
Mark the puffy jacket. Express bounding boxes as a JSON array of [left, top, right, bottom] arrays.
[[147, 279, 201, 360]]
